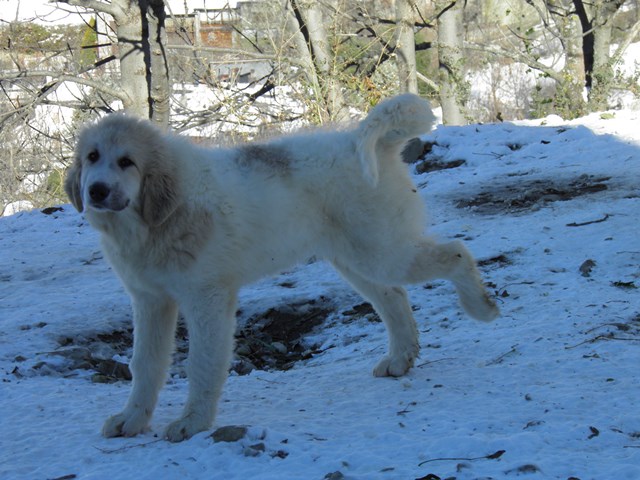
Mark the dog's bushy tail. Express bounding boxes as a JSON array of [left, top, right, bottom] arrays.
[[356, 93, 436, 186]]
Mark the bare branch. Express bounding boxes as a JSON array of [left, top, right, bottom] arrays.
[[465, 43, 564, 84], [417, 71, 439, 92], [167, 44, 280, 63], [53, 0, 123, 19], [2, 70, 128, 102], [611, 18, 640, 67]]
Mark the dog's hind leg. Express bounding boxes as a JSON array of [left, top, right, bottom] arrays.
[[367, 239, 499, 322], [333, 261, 419, 377], [404, 240, 499, 322], [102, 292, 178, 438]]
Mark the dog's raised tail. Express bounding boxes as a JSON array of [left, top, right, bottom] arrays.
[[357, 94, 436, 186]]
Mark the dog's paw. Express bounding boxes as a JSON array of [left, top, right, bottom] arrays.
[[102, 410, 150, 438], [373, 354, 415, 377], [164, 414, 210, 442], [472, 291, 500, 322], [450, 243, 500, 322], [457, 281, 500, 322]]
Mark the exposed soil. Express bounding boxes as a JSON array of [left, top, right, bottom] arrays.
[[409, 139, 612, 215], [456, 175, 610, 214], [29, 297, 345, 382], [232, 297, 335, 375], [411, 141, 468, 174]]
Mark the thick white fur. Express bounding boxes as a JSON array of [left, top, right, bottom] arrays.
[[65, 94, 499, 442]]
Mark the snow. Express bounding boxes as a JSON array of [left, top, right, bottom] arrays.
[[1, 110, 640, 480]]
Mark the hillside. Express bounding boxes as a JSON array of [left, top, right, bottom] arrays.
[[1, 111, 639, 479]]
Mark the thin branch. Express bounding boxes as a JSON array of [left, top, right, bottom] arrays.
[[566, 214, 610, 227], [53, 0, 123, 19], [418, 449, 506, 467], [434, 1, 458, 22], [93, 439, 164, 454], [167, 44, 279, 62], [524, 0, 551, 28], [1, 70, 127, 102], [465, 43, 565, 84], [565, 334, 640, 350], [417, 71, 439, 91], [611, 18, 640, 68]]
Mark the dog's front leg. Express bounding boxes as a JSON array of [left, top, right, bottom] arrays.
[[103, 292, 178, 438], [165, 288, 238, 442]]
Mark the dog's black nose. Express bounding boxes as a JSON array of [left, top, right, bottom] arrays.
[[89, 182, 110, 203]]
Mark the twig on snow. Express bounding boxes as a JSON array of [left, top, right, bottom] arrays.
[[484, 346, 518, 366], [416, 357, 457, 368], [565, 334, 640, 350], [93, 438, 164, 454], [418, 449, 506, 467], [566, 214, 610, 227]]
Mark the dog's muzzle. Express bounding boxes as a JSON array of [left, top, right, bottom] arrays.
[[88, 182, 130, 211]]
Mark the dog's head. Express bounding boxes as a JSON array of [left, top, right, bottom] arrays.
[[65, 114, 180, 227]]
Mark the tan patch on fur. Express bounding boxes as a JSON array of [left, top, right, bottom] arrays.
[[235, 144, 292, 174], [64, 160, 84, 212], [149, 206, 214, 270]]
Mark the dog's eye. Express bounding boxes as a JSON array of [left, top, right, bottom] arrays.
[[118, 156, 135, 169], [88, 150, 99, 163]]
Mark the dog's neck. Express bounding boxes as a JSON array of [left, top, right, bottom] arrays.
[[88, 204, 213, 272]]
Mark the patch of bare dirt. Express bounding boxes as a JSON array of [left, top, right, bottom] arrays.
[[19, 297, 340, 381], [456, 175, 610, 214], [232, 297, 335, 375], [411, 141, 467, 173]]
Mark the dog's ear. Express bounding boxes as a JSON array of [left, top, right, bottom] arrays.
[[140, 163, 179, 227], [64, 159, 83, 212]]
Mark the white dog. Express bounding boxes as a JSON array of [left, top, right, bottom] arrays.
[[65, 94, 499, 442]]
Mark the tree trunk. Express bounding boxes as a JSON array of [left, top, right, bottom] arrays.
[[288, 0, 349, 123], [146, 0, 171, 127], [395, 0, 418, 94], [552, 9, 587, 116], [62, 0, 171, 126], [572, 0, 624, 111], [114, 0, 170, 127], [437, 0, 466, 125], [589, 16, 614, 111], [572, 0, 597, 92]]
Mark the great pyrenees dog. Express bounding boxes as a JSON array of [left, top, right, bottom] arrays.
[[65, 94, 499, 442]]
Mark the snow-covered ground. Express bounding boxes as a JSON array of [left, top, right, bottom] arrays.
[[1, 110, 639, 479]]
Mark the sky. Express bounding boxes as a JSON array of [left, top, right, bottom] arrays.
[[0, 0, 240, 23], [0, 0, 88, 24]]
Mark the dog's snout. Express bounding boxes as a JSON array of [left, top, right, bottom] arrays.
[[89, 182, 110, 203]]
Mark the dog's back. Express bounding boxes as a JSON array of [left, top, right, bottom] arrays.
[[191, 98, 434, 283]]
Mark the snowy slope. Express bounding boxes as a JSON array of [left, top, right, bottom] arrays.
[[1, 111, 639, 480]]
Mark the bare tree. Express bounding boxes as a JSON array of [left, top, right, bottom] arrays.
[[468, 0, 640, 116], [437, 0, 466, 124], [56, 0, 171, 126], [287, 0, 350, 122], [0, 0, 376, 212], [0, 0, 173, 213], [395, 0, 419, 94], [569, 0, 639, 109], [528, 0, 640, 110]]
